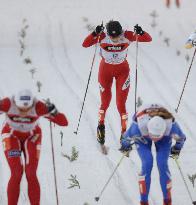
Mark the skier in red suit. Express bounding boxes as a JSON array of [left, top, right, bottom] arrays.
[[0, 89, 68, 205], [83, 20, 152, 147]]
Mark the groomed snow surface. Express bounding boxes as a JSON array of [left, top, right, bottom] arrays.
[[0, 0, 196, 204]]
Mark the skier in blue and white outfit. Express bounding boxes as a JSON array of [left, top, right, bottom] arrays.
[[120, 103, 186, 205]]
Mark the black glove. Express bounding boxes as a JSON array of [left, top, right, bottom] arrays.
[[134, 24, 145, 35], [46, 102, 58, 116], [92, 24, 104, 36], [171, 146, 181, 157]]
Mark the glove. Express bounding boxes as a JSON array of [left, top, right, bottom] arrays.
[[46, 102, 58, 116], [119, 138, 132, 152], [134, 24, 145, 35], [171, 145, 181, 157], [92, 24, 104, 36]]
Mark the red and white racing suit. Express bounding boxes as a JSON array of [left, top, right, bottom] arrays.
[[0, 97, 68, 205], [83, 30, 152, 132]]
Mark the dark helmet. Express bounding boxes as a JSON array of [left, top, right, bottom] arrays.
[[106, 20, 123, 37]]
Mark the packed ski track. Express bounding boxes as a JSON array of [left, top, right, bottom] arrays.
[[0, 0, 196, 205]]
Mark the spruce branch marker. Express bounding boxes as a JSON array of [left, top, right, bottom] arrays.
[[67, 175, 80, 189]]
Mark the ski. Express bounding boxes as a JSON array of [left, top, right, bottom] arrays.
[[100, 144, 109, 155]]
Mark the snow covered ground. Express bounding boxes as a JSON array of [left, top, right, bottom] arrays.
[[0, 0, 196, 204]]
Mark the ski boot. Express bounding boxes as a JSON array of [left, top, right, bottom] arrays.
[[163, 199, 172, 205], [97, 123, 108, 154], [97, 124, 105, 145], [140, 202, 149, 205]]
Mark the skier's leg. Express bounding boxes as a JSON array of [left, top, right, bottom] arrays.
[[156, 139, 172, 205], [115, 63, 130, 133], [3, 134, 23, 205], [97, 61, 113, 145], [24, 132, 42, 205], [176, 0, 180, 7], [136, 140, 153, 203], [166, 0, 170, 8], [98, 60, 113, 124]]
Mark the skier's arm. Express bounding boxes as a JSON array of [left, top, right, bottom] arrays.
[[82, 32, 105, 47], [170, 122, 186, 150], [125, 30, 152, 42], [36, 101, 68, 126], [0, 98, 11, 112], [45, 113, 68, 126], [120, 121, 141, 151]]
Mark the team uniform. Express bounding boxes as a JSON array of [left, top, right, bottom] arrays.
[[83, 26, 152, 140], [121, 104, 186, 205], [0, 96, 68, 205]]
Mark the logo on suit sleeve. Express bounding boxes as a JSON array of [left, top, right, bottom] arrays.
[[122, 76, 130, 90]]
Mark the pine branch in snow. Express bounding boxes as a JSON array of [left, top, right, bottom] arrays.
[[176, 50, 181, 56], [150, 10, 158, 18], [60, 131, 63, 146], [150, 21, 157, 28], [36, 81, 42, 92], [29, 68, 36, 79], [185, 54, 190, 62], [67, 175, 80, 189], [159, 30, 163, 37], [163, 37, 170, 47], [188, 174, 196, 188], [62, 146, 79, 162], [82, 17, 88, 22], [137, 96, 143, 107], [24, 57, 32, 64]]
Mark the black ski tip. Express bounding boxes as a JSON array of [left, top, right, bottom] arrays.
[[95, 197, 99, 202], [192, 201, 196, 205]]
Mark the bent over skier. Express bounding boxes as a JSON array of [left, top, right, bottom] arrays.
[[0, 89, 68, 205], [120, 103, 186, 205], [83, 20, 152, 151]]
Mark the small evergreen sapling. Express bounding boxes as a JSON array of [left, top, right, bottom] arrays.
[[67, 175, 80, 189], [62, 146, 79, 162], [188, 174, 196, 188]]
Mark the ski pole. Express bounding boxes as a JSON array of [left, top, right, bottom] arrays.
[[134, 34, 139, 114], [172, 156, 196, 205], [74, 34, 101, 135], [95, 152, 127, 202], [175, 48, 196, 113], [50, 122, 59, 205]]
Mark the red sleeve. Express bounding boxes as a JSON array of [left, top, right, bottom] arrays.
[[124, 30, 152, 42], [35, 101, 68, 126], [45, 113, 68, 126], [82, 33, 106, 47], [35, 101, 49, 116], [0, 98, 11, 112]]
